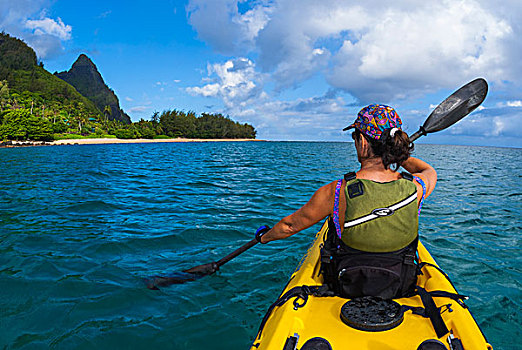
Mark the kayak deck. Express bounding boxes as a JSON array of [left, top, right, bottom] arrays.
[[251, 220, 492, 350]]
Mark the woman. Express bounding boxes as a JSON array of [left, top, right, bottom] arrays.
[[256, 104, 437, 298]]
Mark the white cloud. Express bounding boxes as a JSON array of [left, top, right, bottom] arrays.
[[24, 33, 65, 59], [0, 0, 43, 27], [0, 1, 73, 59], [128, 106, 152, 114], [327, 1, 512, 102], [185, 0, 522, 143], [188, 83, 221, 97], [187, 58, 350, 139], [506, 100, 522, 107], [186, 0, 271, 54], [187, 58, 265, 112], [445, 106, 521, 140], [188, 0, 517, 102], [98, 10, 112, 19], [496, 100, 522, 108], [25, 17, 72, 40], [491, 116, 506, 136], [155, 81, 168, 92]]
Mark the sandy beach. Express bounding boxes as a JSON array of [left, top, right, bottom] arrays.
[[51, 138, 263, 145]]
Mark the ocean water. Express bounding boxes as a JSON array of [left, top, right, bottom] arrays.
[[0, 142, 520, 349]]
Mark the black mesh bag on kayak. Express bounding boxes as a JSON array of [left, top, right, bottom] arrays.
[[320, 217, 419, 299]]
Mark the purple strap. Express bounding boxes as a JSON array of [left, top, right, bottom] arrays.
[[333, 179, 343, 238], [414, 176, 427, 215]]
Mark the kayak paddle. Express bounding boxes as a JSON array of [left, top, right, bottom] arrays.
[[145, 78, 488, 290], [144, 238, 258, 289], [409, 78, 488, 142]]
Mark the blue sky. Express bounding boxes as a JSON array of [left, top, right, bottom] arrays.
[[1, 0, 521, 147]]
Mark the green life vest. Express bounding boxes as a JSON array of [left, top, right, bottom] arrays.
[[341, 177, 418, 252]]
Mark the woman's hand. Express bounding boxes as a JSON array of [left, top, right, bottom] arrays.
[[255, 225, 271, 244]]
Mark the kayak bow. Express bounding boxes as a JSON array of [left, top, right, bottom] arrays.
[[251, 219, 492, 350]]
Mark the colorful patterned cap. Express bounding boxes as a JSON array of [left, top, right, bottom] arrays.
[[343, 104, 402, 140]]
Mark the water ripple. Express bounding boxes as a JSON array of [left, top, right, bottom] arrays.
[[0, 143, 520, 349]]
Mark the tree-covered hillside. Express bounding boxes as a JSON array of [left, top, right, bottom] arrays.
[[0, 32, 101, 117], [0, 32, 257, 142]]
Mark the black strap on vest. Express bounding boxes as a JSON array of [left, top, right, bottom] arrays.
[[344, 171, 357, 181], [344, 171, 413, 181], [401, 171, 414, 181]]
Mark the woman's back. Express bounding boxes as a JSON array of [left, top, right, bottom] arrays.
[[340, 177, 419, 252]]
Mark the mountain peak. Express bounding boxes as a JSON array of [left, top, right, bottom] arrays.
[[73, 54, 96, 68], [55, 54, 131, 124]]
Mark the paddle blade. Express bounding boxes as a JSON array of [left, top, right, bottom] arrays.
[[144, 272, 202, 290], [144, 262, 219, 290], [144, 239, 257, 290], [423, 78, 488, 133]]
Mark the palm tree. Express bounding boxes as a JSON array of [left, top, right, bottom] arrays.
[[103, 105, 112, 121], [0, 80, 9, 111], [102, 105, 112, 133]]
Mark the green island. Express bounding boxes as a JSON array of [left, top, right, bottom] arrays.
[[0, 32, 257, 144]]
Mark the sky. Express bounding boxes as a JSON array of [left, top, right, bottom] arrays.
[[1, 0, 521, 147]]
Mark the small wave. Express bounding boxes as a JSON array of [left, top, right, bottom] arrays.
[[62, 200, 120, 214], [85, 169, 110, 178], [56, 274, 84, 282], [453, 217, 490, 226], [1, 141, 520, 349], [0, 266, 22, 276]]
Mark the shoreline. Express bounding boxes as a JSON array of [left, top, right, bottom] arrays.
[[3, 139, 517, 149], [0, 138, 264, 147], [52, 138, 263, 145]]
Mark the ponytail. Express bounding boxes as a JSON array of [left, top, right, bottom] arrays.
[[358, 128, 414, 170]]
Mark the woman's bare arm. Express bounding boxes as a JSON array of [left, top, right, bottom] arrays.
[[402, 157, 437, 199], [259, 181, 336, 243]]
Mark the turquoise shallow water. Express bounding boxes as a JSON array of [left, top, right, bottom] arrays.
[[0, 142, 520, 349]]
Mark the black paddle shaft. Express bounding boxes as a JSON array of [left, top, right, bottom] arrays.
[[185, 238, 259, 274], [145, 238, 259, 289], [409, 78, 488, 142], [215, 238, 258, 267]]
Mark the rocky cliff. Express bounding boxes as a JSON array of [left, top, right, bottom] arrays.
[[55, 54, 131, 124]]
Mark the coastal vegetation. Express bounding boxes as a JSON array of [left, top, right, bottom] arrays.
[[0, 32, 256, 142], [0, 105, 256, 141]]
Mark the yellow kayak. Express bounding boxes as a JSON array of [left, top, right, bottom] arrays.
[[251, 219, 492, 350]]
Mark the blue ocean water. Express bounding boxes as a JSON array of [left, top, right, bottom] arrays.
[[0, 142, 520, 349]]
